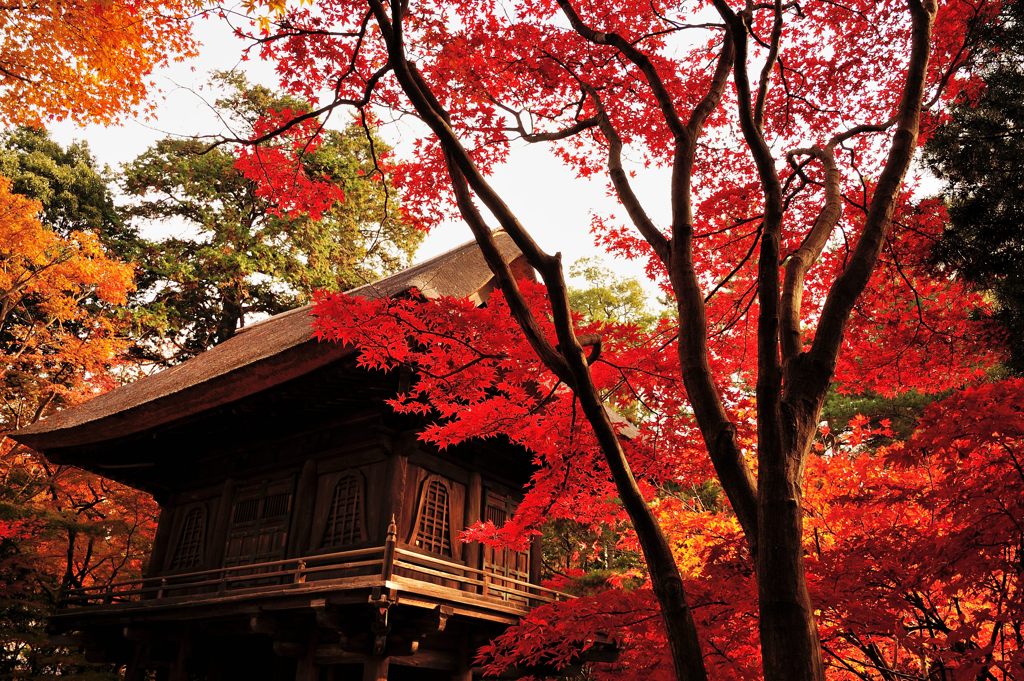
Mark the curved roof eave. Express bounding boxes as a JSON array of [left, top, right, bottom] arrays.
[[12, 233, 523, 452]]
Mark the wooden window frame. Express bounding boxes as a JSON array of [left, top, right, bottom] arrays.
[[167, 503, 207, 572], [410, 474, 454, 557], [320, 471, 367, 549]]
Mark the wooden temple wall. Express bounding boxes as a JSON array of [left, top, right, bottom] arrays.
[[149, 427, 539, 588]]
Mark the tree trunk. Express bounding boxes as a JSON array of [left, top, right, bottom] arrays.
[[757, 422, 825, 681]]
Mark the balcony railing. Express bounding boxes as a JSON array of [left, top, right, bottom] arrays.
[[61, 520, 570, 613]]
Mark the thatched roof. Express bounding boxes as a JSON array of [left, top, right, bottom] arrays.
[[13, 233, 523, 452]]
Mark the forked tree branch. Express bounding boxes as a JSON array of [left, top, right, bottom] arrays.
[[556, 0, 689, 141], [754, 0, 785, 131], [799, 0, 937, 405], [714, 0, 786, 495], [665, 26, 760, 548], [568, 12, 758, 545], [586, 86, 671, 264], [780, 145, 842, 361]]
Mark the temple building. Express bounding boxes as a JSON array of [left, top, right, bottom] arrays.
[[12, 234, 568, 681]]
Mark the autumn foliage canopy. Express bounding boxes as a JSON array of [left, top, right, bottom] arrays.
[[0, 0, 1019, 679], [0, 0, 197, 126]]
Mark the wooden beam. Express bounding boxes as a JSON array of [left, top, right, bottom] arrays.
[[274, 641, 306, 657], [315, 646, 459, 673], [389, 649, 458, 671], [315, 644, 364, 665]]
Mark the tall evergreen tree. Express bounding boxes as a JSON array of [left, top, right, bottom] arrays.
[[0, 127, 134, 254], [123, 73, 423, 363], [924, 0, 1024, 372]]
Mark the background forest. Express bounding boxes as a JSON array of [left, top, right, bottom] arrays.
[[0, 0, 1022, 679]]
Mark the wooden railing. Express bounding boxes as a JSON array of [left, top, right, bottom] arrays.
[[393, 547, 569, 607], [61, 519, 571, 612]]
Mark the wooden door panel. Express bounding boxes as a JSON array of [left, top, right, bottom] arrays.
[[483, 491, 529, 602], [223, 478, 295, 572]]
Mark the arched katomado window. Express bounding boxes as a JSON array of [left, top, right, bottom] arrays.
[[413, 476, 452, 557], [169, 505, 206, 571], [321, 472, 366, 548]]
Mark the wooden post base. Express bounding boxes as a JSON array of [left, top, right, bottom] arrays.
[[362, 656, 389, 681]]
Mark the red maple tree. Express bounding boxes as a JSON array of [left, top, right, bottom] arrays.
[[236, 0, 1004, 678]]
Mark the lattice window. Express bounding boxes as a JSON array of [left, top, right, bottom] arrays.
[[485, 504, 507, 527], [262, 492, 290, 519], [414, 478, 452, 556], [232, 498, 259, 524], [321, 473, 364, 548], [169, 506, 206, 571]]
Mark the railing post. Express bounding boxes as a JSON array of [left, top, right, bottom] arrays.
[[294, 559, 307, 584], [157, 578, 167, 600], [381, 514, 397, 582], [103, 584, 114, 604]]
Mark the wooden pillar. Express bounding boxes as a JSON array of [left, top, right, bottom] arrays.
[[124, 662, 144, 681], [168, 633, 191, 681], [288, 459, 319, 557], [206, 655, 225, 681], [453, 634, 474, 681], [124, 643, 146, 681], [362, 656, 389, 681], [464, 472, 483, 593], [529, 534, 543, 587], [206, 478, 235, 569], [295, 644, 319, 681], [382, 433, 412, 541], [146, 506, 175, 577]]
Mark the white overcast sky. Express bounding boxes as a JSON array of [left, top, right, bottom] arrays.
[[46, 10, 667, 290]]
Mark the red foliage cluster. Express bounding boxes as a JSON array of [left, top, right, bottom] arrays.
[[313, 266, 1008, 677], [473, 379, 1024, 680], [233, 108, 345, 220]]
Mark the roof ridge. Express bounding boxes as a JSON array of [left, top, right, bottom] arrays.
[[346, 231, 503, 296], [236, 231, 504, 335]]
